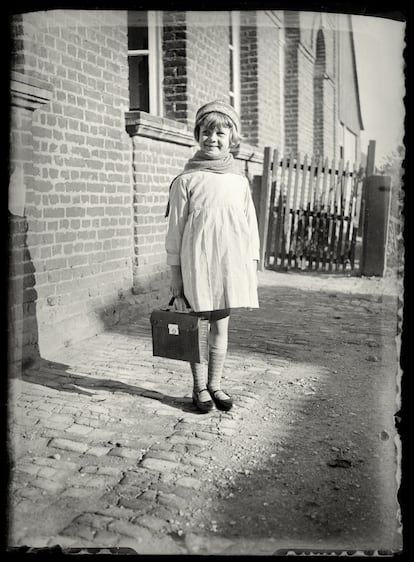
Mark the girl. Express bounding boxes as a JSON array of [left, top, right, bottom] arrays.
[[165, 100, 260, 413]]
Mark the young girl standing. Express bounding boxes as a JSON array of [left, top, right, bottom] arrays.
[[165, 100, 260, 413]]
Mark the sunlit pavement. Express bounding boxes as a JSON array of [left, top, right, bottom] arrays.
[[7, 270, 402, 554]]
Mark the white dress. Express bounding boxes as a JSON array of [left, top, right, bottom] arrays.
[[165, 170, 260, 311]]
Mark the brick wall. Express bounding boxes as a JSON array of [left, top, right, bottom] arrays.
[[284, 13, 339, 159], [319, 27, 336, 160], [163, 11, 232, 127], [163, 11, 188, 123], [256, 12, 282, 150], [323, 17, 337, 79], [240, 12, 259, 147], [297, 44, 314, 155], [322, 79, 335, 160], [128, 131, 192, 312], [313, 30, 325, 157], [186, 12, 230, 122], [314, 76, 324, 156], [10, 10, 133, 357], [8, 207, 40, 374], [9, 72, 54, 374], [313, 31, 336, 160], [284, 14, 300, 156]]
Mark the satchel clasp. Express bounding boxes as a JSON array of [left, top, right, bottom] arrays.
[[168, 323, 180, 335]]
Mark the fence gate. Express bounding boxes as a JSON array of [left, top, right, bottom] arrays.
[[259, 148, 365, 273]]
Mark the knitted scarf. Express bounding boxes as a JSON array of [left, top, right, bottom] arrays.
[[165, 150, 243, 217]]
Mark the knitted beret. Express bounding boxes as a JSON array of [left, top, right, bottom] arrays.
[[195, 100, 241, 133]]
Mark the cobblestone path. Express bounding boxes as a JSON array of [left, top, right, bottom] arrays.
[[7, 271, 402, 555]]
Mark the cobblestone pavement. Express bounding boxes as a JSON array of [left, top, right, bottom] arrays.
[[7, 271, 402, 554]]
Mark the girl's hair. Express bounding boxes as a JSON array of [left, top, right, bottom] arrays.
[[194, 111, 241, 149]]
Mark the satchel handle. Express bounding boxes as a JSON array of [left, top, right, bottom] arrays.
[[167, 295, 192, 310]]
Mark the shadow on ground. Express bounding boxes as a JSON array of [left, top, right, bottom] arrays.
[[22, 359, 201, 415]]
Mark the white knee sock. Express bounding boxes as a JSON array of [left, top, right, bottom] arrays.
[[190, 362, 206, 394], [207, 349, 227, 391]]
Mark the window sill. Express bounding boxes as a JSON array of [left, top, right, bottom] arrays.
[[10, 70, 53, 110], [236, 143, 264, 164], [125, 111, 195, 147]]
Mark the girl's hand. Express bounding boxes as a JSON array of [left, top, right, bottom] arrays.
[[172, 296, 188, 312], [170, 265, 184, 298], [169, 267, 189, 312]]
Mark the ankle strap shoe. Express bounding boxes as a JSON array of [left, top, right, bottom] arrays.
[[192, 389, 213, 413], [208, 388, 233, 411]]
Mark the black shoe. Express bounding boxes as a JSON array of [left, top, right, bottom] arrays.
[[208, 388, 233, 411], [192, 389, 213, 413]]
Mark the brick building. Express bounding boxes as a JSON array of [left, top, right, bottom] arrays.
[[8, 9, 363, 375]]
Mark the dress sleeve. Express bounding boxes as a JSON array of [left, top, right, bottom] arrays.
[[165, 176, 189, 266], [244, 179, 260, 261]]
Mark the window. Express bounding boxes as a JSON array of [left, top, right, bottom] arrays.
[[128, 11, 163, 115], [229, 11, 241, 115]]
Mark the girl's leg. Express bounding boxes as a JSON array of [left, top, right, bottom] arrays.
[[190, 362, 210, 401], [191, 321, 212, 409], [190, 361, 214, 412], [207, 316, 232, 408]]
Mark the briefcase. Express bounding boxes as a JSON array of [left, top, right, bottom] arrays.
[[150, 298, 209, 364]]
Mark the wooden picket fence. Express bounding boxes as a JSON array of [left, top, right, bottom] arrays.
[[258, 148, 365, 272]]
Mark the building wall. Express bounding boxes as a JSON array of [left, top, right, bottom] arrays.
[[163, 11, 188, 123], [322, 78, 336, 159], [322, 16, 338, 159], [10, 10, 133, 359], [284, 10, 340, 159], [240, 11, 259, 147], [284, 12, 300, 155], [337, 15, 363, 138], [9, 97, 46, 372], [296, 42, 315, 155], [186, 12, 230, 123], [256, 11, 283, 150], [8, 213, 31, 375]]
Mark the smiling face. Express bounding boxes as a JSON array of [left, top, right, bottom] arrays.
[[198, 124, 232, 158], [194, 111, 240, 158]]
